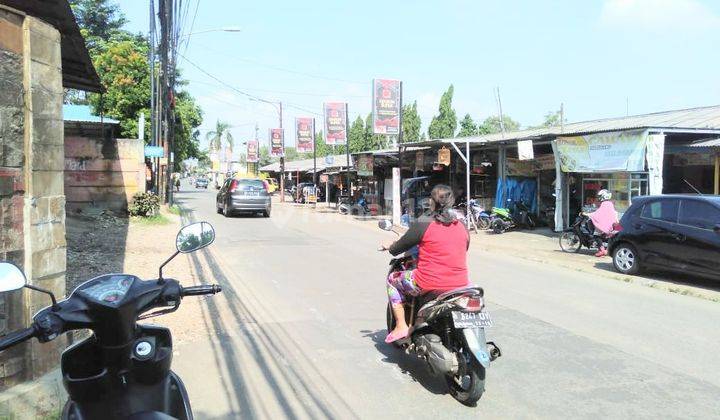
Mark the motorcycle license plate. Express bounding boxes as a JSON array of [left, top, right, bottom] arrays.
[[451, 311, 493, 328]]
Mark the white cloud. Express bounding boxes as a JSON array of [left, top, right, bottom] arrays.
[[600, 0, 720, 31]]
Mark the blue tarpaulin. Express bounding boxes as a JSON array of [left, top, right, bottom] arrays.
[[495, 177, 537, 212]]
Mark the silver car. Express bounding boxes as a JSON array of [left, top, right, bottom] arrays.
[[216, 178, 271, 217]]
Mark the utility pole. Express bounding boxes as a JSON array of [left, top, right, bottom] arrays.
[[279, 102, 285, 203]]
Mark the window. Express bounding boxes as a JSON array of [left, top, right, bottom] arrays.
[[679, 200, 720, 230], [641, 200, 679, 223], [238, 180, 266, 190]]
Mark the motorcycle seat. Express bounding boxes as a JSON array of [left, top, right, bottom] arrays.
[[127, 411, 178, 420]]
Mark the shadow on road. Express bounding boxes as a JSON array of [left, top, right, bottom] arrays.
[[593, 261, 720, 292], [361, 329, 449, 397], [175, 193, 356, 419]]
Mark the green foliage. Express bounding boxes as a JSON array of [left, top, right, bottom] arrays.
[[364, 113, 387, 151], [540, 108, 566, 128], [478, 115, 521, 135], [348, 116, 366, 153], [206, 120, 234, 153], [173, 91, 203, 170], [69, 0, 128, 53], [128, 192, 160, 217], [197, 150, 211, 168], [428, 85, 457, 139], [457, 114, 478, 137], [401, 101, 421, 143], [89, 39, 150, 138]]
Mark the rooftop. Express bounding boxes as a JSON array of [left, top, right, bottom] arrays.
[[259, 154, 353, 173], [63, 104, 120, 124]]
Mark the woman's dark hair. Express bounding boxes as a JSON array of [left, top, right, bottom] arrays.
[[429, 184, 456, 224]]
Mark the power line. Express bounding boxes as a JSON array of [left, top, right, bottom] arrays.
[[185, 78, 370, 98]]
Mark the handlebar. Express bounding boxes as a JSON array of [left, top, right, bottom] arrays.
[[0, 326, 36, 352], [181, 284, 222, 297]]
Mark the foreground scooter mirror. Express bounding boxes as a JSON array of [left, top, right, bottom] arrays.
[[0, 262, 27, 292], [176, 222, 215, 253], [378, 219, 393, 231]]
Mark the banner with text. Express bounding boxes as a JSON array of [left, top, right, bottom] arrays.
[[324, 102, 347, 145], [555, 130, 647, 173], [270, 128, 284, 157], [246, 140, 259, 163], [372, 79, 401, 135], [295, 117, 315, 153]]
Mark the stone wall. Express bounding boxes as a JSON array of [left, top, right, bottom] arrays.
[[0, 9, 67, 390], [65, 135, 145, 214]]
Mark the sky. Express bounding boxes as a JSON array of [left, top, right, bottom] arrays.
[[117, 0, 720, 152]]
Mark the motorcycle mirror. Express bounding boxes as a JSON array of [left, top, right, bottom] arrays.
[[176, 222, 215, 253], [378, 219, 393, 231], [0, 262, 27, 293]]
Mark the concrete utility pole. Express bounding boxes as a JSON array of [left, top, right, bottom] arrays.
[[279, 102, 284, 203]]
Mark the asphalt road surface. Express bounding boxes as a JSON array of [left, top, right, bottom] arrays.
[[172, 184, 720, 420]]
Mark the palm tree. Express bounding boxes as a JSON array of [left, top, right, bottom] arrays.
[[205, 120, 234, 153]]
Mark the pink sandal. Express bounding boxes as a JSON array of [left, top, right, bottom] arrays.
[[385, 329, 409, 344]]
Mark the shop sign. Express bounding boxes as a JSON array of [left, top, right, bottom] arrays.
[[533, 154, 556, 171], [518, 140, 534, 160], [415, 151, 424, 170], [556, 130, 646, 173], [295, 117, 314, 153], [324, 102, 347, 145], [437, 147, 451, 166], [269, 128, 284, 157], [506, 158, 535, 177], [246, 140, 259, 163], [357, 154, 374, 176], [372, 79, 401, 135]]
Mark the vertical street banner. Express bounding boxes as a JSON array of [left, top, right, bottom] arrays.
[[372, 79, 401, 135], [270, 128, 284, 157], [246, 140, 259, 163], [324, 102, 347, 145], [357, 154, 374, 176], [296, 117, 315, 153]]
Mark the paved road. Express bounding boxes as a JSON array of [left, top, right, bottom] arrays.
[[172, 185, 720, 419]]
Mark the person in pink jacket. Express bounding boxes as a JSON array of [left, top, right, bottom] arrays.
[[585, 189, 619, 257]]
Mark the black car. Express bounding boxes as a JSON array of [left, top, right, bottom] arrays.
[[608, 195, 720, 279], [216, 178, 271, 217]]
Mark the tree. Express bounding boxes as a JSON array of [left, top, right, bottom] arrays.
[[457, 114, 478, 137], [364, 114, 386, 150], [69, 0, 128, 53], [348, 116, 366, 153], [173, 91, 203, 170], [540, 108, 566, 128], [428, 85, 457, 139], [478, 115, 521, 135], [401, 101, 421, 143], [89, 38, 150, 138], [314, 131, 331, 157], [206, 120, 234, 153]]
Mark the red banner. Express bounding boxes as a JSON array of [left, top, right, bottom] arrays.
[[270, 128, 284, 157], [372, 79, 401, 135], [295, 117, 315, 153], [324, 102, 347, 145], [246, 139, 259, 163]]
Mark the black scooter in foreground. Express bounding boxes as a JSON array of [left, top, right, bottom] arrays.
[[378, 220, 501, 406], [0, 222, 222, 419]]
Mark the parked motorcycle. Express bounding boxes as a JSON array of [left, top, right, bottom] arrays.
[[377, 220, 501, 406], [490, 200, 536, 234], [455, 200, 491, 232], [338, 195, 370, 215], [559, 213, 618, 253], [0, 222, 222, 419]]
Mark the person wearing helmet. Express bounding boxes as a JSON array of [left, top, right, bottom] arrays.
[[584, 189, 618, 257]]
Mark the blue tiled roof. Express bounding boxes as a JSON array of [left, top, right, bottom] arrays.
[[63, 104, 120, 124]]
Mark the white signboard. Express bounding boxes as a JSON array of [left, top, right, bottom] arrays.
[[556, 130, 647, 173], [518, 140, 534, 160]]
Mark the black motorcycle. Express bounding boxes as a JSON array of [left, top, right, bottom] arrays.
[[0, 222, 222, 419], [489, 200, 536, 234], [378, 220, 501, 406], [559, 213, 611, 253]]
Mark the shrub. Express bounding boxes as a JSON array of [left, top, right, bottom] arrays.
[[128, 192, 160, 217]]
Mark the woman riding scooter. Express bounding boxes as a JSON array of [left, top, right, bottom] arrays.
[[584, 189, 618, 257], [379, 184, 470, 343]]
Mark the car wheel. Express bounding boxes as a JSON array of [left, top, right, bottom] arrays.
[[216, 205, 222, 214], [613, 243, 640, 275], [223, 203, 231, 218], [263, 209, 271, 218]]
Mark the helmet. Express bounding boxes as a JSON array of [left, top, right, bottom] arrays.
[[597, 189, 612, 201]]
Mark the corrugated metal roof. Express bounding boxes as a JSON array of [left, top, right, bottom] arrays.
[[687, 138, 720, 148], [406, 104, 720, 146], [63, 104, 120, 124], [259, 154, 352, 173]]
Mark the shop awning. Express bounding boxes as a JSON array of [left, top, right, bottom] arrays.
[[664, 138, 720, 153]]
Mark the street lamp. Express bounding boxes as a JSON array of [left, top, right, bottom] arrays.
[[249, 98, 286, 202], [179, 26, 243, 40]]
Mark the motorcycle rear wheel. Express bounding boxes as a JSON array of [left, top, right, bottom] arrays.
[[491, 219, 505, 234], [445, 360, 485, 406], [559, 231, 582, 253], [477, 217, 490, 230]]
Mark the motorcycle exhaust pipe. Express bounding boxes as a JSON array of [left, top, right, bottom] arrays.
[[487, 341, 502, 361]]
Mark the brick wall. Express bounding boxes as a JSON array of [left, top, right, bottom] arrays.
[[65, 135, 145, 214]]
